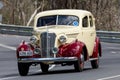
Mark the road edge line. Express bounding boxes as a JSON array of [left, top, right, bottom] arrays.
[[97, 75, 120, 80]]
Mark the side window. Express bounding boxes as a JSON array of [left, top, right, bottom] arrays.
[[82, 16, 88, 27], [89, 16, 93, 27]]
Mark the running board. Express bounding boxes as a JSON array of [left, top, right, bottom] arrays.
[[89, 58, 98, 61]]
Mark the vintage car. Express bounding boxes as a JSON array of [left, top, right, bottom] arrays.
[[16, 9, 102, 76]]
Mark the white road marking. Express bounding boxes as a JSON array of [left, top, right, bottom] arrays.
[[97, 75, 120, 80], [49, 65, 56, 70], [37, 64, 56, 72], [111, 51, 117, 54], [0, 44, 18, 80], [0, 43, 16, 50], [107, 47, 119, 50]]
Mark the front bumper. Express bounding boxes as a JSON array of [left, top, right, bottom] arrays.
[[18, 57, 78, 64]]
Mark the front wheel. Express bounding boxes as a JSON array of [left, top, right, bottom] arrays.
[[40, 63, 49, 73], [74, 52, 84, 72], [18, 63, 30, 76]]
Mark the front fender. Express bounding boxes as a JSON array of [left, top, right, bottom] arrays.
[[58, 40, 85, 58], [16, 41, 34, 58]]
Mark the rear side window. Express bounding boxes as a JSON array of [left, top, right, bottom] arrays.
[[89, 16, 93, 27], [82, 16, 88, 27]]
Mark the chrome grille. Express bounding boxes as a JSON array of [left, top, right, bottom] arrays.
[[40, 32, 56, 57]]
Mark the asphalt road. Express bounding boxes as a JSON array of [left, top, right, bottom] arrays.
[[0, 34, 120, 80]]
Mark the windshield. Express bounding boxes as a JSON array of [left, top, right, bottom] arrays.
[[37, 15, 79, 27]]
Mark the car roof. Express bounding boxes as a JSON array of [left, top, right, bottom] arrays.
[[35, 9, 92, 18]]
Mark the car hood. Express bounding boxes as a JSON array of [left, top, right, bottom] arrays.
[[34, 25, 79, 35]]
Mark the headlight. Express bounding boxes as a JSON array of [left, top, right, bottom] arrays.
[[52, 47, 59, 54], [59, 35, 67, 43], [30, 36, 37, 44], [34, 48, 41, 55]]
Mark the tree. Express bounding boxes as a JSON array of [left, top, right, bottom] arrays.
[[0, 0, 120, 31]]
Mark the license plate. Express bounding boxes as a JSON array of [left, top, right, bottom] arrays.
[[19, 51, 33, 56]]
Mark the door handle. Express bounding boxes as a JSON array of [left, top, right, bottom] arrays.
[[90, 32, 94, 36]]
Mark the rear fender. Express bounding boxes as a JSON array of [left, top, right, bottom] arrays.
[[91, 37, 102, 58]]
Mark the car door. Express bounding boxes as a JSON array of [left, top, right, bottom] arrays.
[[81, 15, 96, 56]]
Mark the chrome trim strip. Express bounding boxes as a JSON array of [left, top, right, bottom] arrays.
[[89, 58, 98, 61]]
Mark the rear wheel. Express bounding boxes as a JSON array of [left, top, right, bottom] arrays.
[[91, 57, 99, 69], [40, 63, 49, 73], [91, 48, 99, 69], [74, 51, 84, 72], [18, 63, 30, 76]]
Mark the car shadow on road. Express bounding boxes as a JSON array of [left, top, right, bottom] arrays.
[[29, 68, 92, 76], [0, 68, 93, 78]]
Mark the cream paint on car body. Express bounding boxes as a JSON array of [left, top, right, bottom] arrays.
[[34, 9, 96, 56]]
